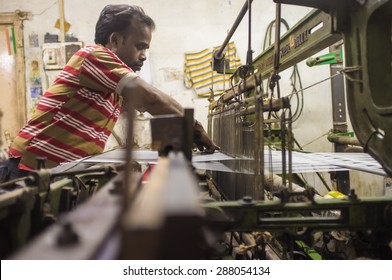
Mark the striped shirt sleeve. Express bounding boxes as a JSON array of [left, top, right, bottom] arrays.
[[79, 46, 133, 93]]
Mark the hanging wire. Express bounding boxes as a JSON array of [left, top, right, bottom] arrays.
[[289, 65, 304, 122], [33, 1, 58, 16], [262, 18, 304, 123], [287, 72, 341, 98]]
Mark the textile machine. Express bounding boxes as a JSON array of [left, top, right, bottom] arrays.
[[1, 0, 392, 260], [206, 0, 392, 259]]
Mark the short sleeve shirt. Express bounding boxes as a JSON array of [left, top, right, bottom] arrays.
[[9, 45, 134, 170]]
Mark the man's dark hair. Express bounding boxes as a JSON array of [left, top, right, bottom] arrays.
[[95, 4, 155, 45]]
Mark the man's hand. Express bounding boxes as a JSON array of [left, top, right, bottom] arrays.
[[193, 120, 220, 154]]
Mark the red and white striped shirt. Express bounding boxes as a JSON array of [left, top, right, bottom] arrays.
[[10, 45, 133, 170]]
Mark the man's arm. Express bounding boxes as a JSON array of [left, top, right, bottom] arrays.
[[121, 76, 183, 116], [120, 76, 219, 153]]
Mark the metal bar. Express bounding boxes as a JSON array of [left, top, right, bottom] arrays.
[[273, 0, 341, 12], [184, 108, 194, 162], [210, 96, 291, 118], [123, 96, 135, 207], [214, 0, 253, 60], [58, 0, 65, 42], [246, 0, 253, 65], [288, 108, 293, 192], [255, 9, 341, 80], [254, 77, 262, 200], [121, 152, 204, 259], [11, 174, 125, 259], [281, 110, 287, 187], [211, 9, 342, 109], [204, 197, 392, 232], [272, 3, 282, 81]]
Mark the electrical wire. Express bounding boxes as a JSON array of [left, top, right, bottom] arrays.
[[33, 1, 58, 16], [262, 18, 304, 123]]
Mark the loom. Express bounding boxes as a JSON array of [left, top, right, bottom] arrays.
[[208, 0, 392, 199], [1, 0, 392, 260], [204, 0, 392, 259]]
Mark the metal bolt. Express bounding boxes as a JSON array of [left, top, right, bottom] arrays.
[[243, 196, 252, 202], [239, 196, 255, 205], [348, 189, 358, 200], [109, 180, 123, 195], [36, 157, 47, 170], [56, 221, 79, 247]]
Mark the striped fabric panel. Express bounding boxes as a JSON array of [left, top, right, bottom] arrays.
[[29, 134, 89, 163], [56, 71, 80, 87], [18, 120, 47, 140], [79, 48, 131, 91], [82, 59, 118, 90], [53, 109, 111, 146], [9, 45, 132, 170], [75, 88, 119, 119], [184, 42, 241, 97], [36, 94, 67, 113]]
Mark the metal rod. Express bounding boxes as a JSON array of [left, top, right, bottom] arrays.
[[246, 0, 253, 65], [209, 96, 291, 117], [51, 165, 115, 178], [123, 98, 135, 209], [269, 3, 282, 97], [273, 3, 281, 75], [0, 165, 117, 189], [254, 75, 264, 201], [281, 110, 286, 187], [58, 0, 66, 42], [184, 108, 194, 162], [215, 0, 253, 60], [288, 108, 293, 192], [210, 9, 342, 109]]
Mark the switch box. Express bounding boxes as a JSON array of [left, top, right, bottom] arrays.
[[43, 47, 59, 66]]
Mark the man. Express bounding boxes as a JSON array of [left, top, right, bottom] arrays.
[[1, 4, 218, 182]]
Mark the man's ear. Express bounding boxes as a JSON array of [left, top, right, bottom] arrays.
[[108, 32, 123, 49]]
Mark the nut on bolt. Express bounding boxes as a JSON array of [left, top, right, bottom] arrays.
[[239, 196, 255, 205], [348, 189, 358, 200], [109, 180, 123, 195], [57, 221, 79, 247]]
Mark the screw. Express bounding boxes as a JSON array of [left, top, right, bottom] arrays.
[[239, 196, 255, 205], [348, 189, 358, 200], [57, 221, 79, 247], [109, 180, 123, 195]]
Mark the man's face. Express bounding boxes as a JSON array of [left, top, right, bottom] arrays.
[[115, 19, 152, 72]]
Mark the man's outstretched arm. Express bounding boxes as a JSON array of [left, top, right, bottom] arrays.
[[119, 75, 220, 153]]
